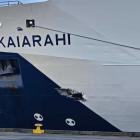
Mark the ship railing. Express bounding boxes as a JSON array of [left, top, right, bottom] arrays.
[[0, 1, 23, 7]]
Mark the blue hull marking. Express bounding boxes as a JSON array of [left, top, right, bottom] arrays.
[[0, 52, 120, 132]]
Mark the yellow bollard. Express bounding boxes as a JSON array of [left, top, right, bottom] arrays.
[[33, 123, 45, 134]]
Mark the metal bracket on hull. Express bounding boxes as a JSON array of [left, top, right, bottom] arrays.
[[26, 19, 35, 28]]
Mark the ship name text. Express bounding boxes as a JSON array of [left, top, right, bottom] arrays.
[[0, 34, 71, 48]]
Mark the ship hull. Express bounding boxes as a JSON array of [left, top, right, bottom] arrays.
[[0, 52, 120, 132], [0, 0, 139, 132]]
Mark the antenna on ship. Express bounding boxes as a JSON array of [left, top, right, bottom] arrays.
[[35, 25, 140, 51]]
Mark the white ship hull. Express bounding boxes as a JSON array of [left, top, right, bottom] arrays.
[[0, 0, 139, 132]]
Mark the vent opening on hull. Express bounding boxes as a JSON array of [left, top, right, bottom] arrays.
[[0, 59, 23, 89], [55, 88, 86, 102]]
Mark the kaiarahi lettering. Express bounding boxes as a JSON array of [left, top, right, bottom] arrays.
[[0, 34, 71, 48]]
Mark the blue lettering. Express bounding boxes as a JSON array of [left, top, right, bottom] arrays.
[[56, 34, 66, 45], [8, 36, 16, 47], [44, 35, 54, 46], [32, 35, 41, 47], [0, 34, 71, 48], [68, 34, 71, 45], [22, 36, 31, 47], [0, 37, 5, 47], [17, 36, 20, 47]]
